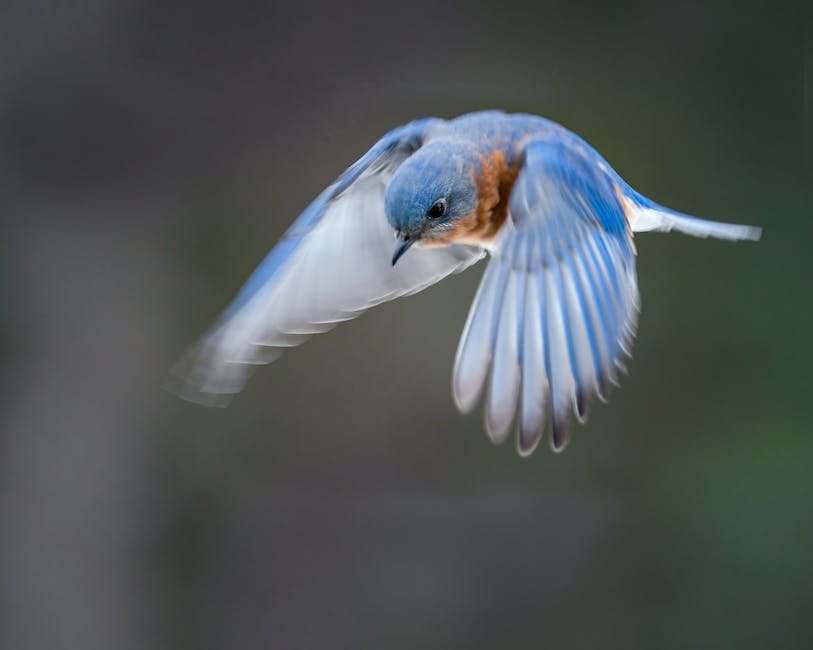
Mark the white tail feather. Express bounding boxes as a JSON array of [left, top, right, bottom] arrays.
[[628, 204, 762, 242]]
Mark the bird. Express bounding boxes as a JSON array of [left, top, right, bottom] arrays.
[[169, 110, 761, 456]]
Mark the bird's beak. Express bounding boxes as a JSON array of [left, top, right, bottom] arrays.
[[391, 233, 417, 266]]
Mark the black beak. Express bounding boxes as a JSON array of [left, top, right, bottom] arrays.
[[391, 233, 416, 266]]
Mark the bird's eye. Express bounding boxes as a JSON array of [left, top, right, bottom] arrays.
[[427, 199, 447, 219]]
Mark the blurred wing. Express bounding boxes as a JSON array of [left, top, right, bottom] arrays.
[[171, 119, 484, 405], [452, 135, 639, 455]]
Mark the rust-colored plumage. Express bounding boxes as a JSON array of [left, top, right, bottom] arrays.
[[432, 150, 520, 247]]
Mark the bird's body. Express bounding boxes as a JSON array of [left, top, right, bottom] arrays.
[[171, 111, 760, 456]]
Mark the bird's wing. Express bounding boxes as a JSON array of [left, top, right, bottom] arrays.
[[171, 119, 485, 405], [452, 135, 640, 455]]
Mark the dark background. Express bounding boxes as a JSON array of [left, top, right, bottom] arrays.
[[1, 1, 811, 649]]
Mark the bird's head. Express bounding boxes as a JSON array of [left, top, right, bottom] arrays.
[[384, 140, 479, 265]]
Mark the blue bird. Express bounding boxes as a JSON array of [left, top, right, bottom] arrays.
[[170, 110, 760, 456]]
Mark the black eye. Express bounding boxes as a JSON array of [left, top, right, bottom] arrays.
[[427, 198, 447, 219]]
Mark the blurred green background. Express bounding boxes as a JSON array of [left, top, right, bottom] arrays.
[[1, 1, 811, 649]]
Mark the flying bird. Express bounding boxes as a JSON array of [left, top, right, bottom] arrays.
[[170, 111, 760, 456]]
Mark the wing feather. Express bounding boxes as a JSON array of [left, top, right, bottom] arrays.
[[171, 119, 484, 404], [452, 134, 639, 453], [451, 258, 506, 413], [485, 266, 522, 443], [518, 268, 547, 455]]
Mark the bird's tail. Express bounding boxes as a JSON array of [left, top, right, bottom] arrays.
[[623, 190, 762, 242]]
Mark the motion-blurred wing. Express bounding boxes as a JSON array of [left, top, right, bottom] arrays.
[[171, 119, 484, 405], [452, 135, 639, 455]]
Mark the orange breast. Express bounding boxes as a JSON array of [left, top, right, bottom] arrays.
[[432, 150, 520, 247]]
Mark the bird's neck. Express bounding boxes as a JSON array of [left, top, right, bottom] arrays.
[[431, 149, 520, 248]]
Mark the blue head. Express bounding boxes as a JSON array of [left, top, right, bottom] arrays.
[[384, 140, 479, 265]]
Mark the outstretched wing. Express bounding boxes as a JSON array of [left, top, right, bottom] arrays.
[[452, 135, 640, 455], [171, 118, 485, 405]]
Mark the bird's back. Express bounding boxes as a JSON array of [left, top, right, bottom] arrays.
[[436, 111, 569, 159]]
